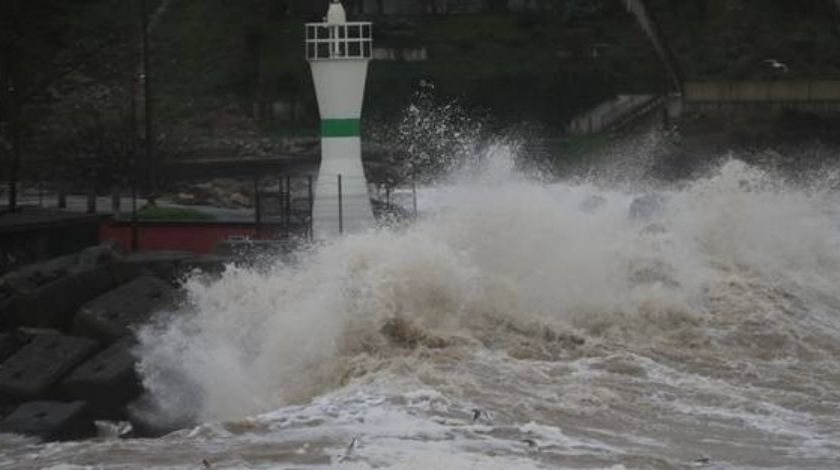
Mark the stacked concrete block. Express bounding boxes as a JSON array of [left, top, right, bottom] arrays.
[[0, 334, 99, 401], [0, 401, 95, 441], [11, 267, 115, 330], [73, 276, 174, 341], [62, 339, 140, 419]]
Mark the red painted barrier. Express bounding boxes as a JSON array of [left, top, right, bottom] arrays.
[[100, 221, 277, 254]]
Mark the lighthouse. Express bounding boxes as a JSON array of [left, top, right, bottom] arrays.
[[306, 0, 375, 239]]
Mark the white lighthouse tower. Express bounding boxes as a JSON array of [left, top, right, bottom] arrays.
[[306, 0, 375, 239]]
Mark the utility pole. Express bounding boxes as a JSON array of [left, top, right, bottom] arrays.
[[139, 0, 155, 194]]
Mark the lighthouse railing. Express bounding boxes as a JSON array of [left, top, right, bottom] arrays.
[[305, 22, 372, 60]]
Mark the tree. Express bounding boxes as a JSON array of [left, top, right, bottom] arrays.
[[0, 0, 71, 211]]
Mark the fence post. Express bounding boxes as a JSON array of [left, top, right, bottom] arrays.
[[338, 173, 343, 235], [285, 174, 292, 233], [111, 185, 121, 214], [86, 187, 97, 214], [58, 184, 67, 209], [307, 174, 314, 241], [254, 176, 262, 237]]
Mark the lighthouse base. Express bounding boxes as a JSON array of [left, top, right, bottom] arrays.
[[312, 137, 375, 239]]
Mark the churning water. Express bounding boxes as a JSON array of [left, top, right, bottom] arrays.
[[3, 141, 840, 469]]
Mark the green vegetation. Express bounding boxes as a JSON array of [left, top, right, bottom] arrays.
[[132, 205, 215, 221]]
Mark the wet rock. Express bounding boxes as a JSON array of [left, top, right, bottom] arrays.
[[0, 401, 95, 441], [125, 396, 193, 438], [229, 192, 251, 208], [380, 317, 449, 349], [180, 255, 230, 280], [11, 266, 115, 331], [77, 242, 123, 270], [62, 338, 140, 420], [73, 276, 174, 342], [0, 332, 32, 364], [0, 295, 12, 331], [0, 334, 99, 400], [107, 251, 195, 285]]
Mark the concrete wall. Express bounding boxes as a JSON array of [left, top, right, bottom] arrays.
[[101, 222, 268, 254]]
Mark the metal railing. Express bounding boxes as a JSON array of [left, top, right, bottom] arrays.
[[305, 22, 373, 60]]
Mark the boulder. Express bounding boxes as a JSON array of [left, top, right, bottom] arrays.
[[0, 334, 99, 400], [73, 276, 174, 341], [0, 401, 95, 441], [62, 338, 140, 419]]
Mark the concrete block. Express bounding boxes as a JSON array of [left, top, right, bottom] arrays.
[[0, 332, 31, 364], [126, 396, 192, 438], [107, 251, 194, 285], [179, 255, 230, 280], [73, 276, 174, 341], [0, 296, 12, 331], [11, 267, 116, 331], [0, 401, 95, 441], [0, 334, 99, 400], [62, 339, 140, 419]]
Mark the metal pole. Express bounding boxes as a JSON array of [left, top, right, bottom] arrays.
[[337, 174, 343, 235], [284, 174, 291, 232], [111, 185, 121, 214], [254, 176, 262, 237], [130, 75, 139, 251], [412, 174, 418, 218], [87, 185, 97, 214], [139, 0, 155, 193], [307, 174, 313, 241], [58, 184, 66, 209]]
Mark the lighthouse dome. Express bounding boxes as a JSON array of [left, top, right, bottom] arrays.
[[326, 1, 347, 25]]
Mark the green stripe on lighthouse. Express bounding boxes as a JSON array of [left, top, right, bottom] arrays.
[[321, 119, 361, 137]]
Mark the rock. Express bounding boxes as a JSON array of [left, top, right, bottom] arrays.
[[125, 395, 193, 438], [77, 242, 123, 270], [62, 338, 140, 419], [174, 192, 197, 205], [180, 255, 230, 280], [0, 401, 95, 441], [229, 192, 251, 208], [73, 276, 174, 341], [11, 266, 116, 331], [0, 332, 32, 364], [107, 251, 194, 285], [0, 334, 99, 400], [0, 295, 12, 331]]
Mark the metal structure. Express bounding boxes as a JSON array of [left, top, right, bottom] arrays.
[[306, 0, 375, 239]]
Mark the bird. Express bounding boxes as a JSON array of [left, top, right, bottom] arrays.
[[521, 439, 540, 452], [764, 59, 789, 73], [693, 456, 711, 466], [202, 459, 212, 468]]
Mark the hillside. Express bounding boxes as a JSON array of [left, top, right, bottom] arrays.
[[1, 0, 839, 190]]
